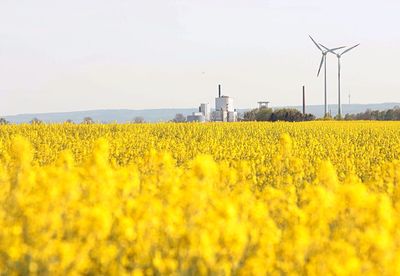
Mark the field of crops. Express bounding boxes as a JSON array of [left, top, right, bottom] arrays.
[[1, 121, 400, 274]]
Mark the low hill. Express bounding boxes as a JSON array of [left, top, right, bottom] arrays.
[[3, 103, 400, 123], [3, 109, 197, 123], [283, 103, 400, 118]]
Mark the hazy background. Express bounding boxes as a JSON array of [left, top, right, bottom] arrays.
[[1, 0, 399, 115]]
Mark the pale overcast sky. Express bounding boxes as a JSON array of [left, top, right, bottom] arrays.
[[1, 0, 399, 115]]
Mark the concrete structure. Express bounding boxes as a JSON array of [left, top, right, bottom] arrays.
[[213, 85, 237, 122], [216, 96, 234, 112], [227, 111, 237, 122], [187, 112, 206, 122], [190, 84, 237, 122], [258, 101, 270, 109], [199, 103, 210, 121]]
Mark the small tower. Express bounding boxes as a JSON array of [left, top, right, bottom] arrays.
[[258, 101, 270, 109]]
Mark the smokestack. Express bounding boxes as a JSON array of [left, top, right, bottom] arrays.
[[218, 84, 221, 98], [302, 85, 306, 115]]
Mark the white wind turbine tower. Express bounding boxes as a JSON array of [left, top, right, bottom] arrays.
[[320, 43, 360, 118], [309, 35, 345, 116]]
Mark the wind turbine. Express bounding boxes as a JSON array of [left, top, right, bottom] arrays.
[[320, 43, 360, 118], [309, 35, 345, 116]]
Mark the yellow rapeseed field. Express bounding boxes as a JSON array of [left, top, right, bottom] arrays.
[[1, 121, 400, 275]]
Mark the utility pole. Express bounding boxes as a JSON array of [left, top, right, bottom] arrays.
[[324, 55, 327, 116], [302, 85, 306, 115], [338, 57, 341, 118]]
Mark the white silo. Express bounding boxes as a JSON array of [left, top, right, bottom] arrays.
[[227, 111, 237, 122], [215, 96, 234, 112], [199, 103, 210, 121], [214, 84, 237, 122]]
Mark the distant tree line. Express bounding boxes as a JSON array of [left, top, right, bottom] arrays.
[[0, 118, 9, 125], [0, 117, 150, 124], [344, 107, 400, 120], [3, 107, 400, 124], [171, 113, 186, 123], [30, 118, 43, 124], [243, 108, 315, 122]]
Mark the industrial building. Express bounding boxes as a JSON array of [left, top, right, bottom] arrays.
[[187, 103, 210, 122], [212, 85, 237, 122], [187, 84, 237, 122], [187, 112, 206, 122], [200, 103, 211, 121]]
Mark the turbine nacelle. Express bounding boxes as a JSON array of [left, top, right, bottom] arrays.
[[309, 35, 346, 77], [319, 43, 360, 58]]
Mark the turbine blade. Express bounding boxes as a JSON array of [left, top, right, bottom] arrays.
[[320, 44, 346, 54], [319, 44, 329, 51], [330, 46, 346, 51], [321, 44, 337, 54], [309, 35, 322, 51], [341, 43, 360, 55], [317, 55, 324, 77]]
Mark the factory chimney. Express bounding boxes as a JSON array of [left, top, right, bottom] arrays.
[[218, 84, 221, 98], [302, 85, 306, 115]]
